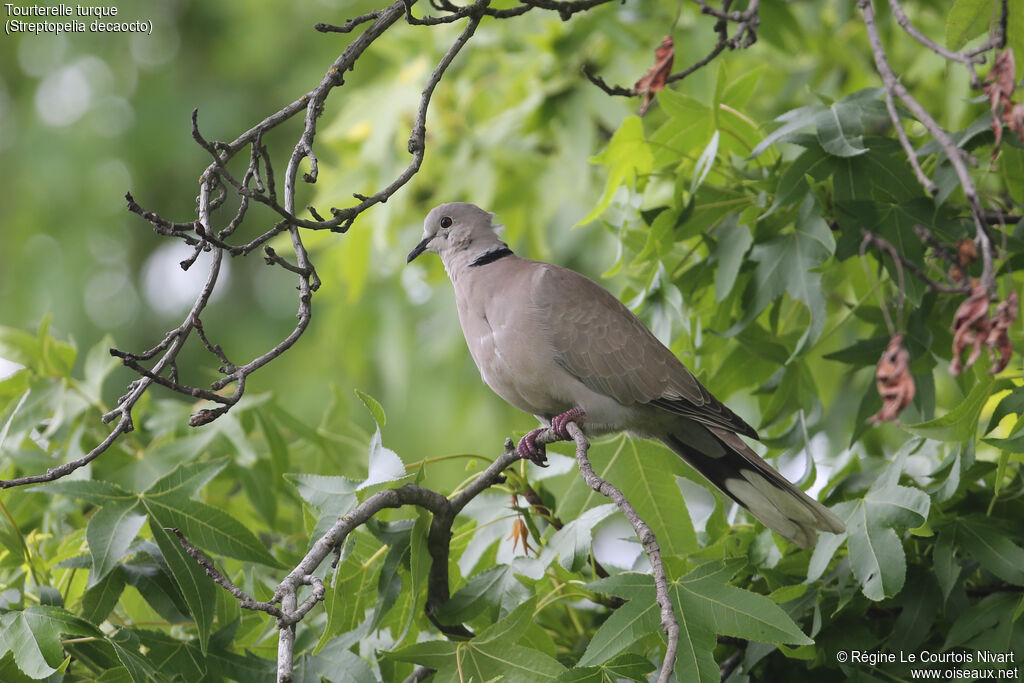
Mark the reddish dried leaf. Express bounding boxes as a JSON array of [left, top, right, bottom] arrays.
[[634, 36, 674, 116], [1005, 102, 1024, 144], [868, 334, 915, 424], [984, 49, 1017, 156], [986, 290, 1019, 374], [950, 284, 992, 376]]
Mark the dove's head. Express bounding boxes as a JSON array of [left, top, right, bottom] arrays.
[[407, 202, 509, 273]]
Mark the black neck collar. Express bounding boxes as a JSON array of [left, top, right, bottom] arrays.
[[469, 246, 513, 267]]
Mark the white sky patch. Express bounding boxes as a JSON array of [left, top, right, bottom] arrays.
[[141, 242, 230, 316]]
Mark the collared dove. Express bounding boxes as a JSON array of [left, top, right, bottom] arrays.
[[407, 202, 845, 548]]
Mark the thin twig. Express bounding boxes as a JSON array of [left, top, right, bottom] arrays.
[[564, 422, 679, 683], [886, 0, 989, 86], [170, 528, 284, 618], [584, 0, 758, 99], [858, 0, 996, 292], [881, 87, 937, 195]]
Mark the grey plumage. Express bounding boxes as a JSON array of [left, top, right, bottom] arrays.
[[407, 202, 845, 549]]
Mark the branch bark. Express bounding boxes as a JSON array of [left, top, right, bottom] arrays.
[[858, 0, 996, 292], [563, 422, 680, 683]]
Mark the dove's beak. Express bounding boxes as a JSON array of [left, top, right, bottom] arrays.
[[407, 237, 431, 263]]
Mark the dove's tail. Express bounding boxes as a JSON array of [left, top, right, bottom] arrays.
[[660, 425, 845, 549]]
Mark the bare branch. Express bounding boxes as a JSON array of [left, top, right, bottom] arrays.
[[861, 229, 968, 297], [520, 0, 617, 21], [563, 422, 679, 683], [170, 528, 284, 618], [584, 0, 758, 102], [0, 414, 132, 489], [886, 0, 988, 87], [858, 0, 995, 292]]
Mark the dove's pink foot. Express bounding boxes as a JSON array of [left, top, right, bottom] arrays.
[[516, 428, 548, 466], [551, 407, 586, 439], [516, 408, 586, 467]]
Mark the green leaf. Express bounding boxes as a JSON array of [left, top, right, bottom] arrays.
[[903, 377, 1007, 442], [766, 144, 832, 215], [284, 473, 358, 515], [933, 530, 962, 602], [586, 563, 809, 679], [675, 567, 812, 645], [41, 479, 135, 506], [725, 195, 834, 358], [82, 335, 119, 402], [449, 641, 566, 682], [109, 629, 164, 683], [384, 640, 458, 669], [369, 526, 408, 632], [0, 388, 29, 454], [134, 630, 206, 681], [690, 130, 720, 194], [827, 441, 929, 600], [358, 426, 406, 491], [81, 566, 127, 625], [294, 637, 375, 683], [87, 501, 146, 585], [577, 592, 660, 666], [983, 386, 1024, 435], [580, 116, 653, 224], [1009, 0, 1024, 77], [945, 0, 999, 49], [37, 318, 76, 377], [942, 593, 1019, 650], [438, 565, 529, 623], [150, 523, 217, 654], [951, 516, 1024, 585], [540, 503, 617, 571], [386, 612, 567, 683], [815, 102, 868, 157], [0, 615, 61, 679], [355, 388, 386, 427], [822, 336, 889, 367], [256, 408, 290, 478], [141, 494, 280, 566], [0, 606, 98, 680], [750, 105, 821, 159], [560, 436, 698, 572], [556, 654, 655, 683], [889, 568, 940, 652], [475, 596, 537, 644], [121, 553, 191, 624], [0, 327, 42, 373], [147, 458, 229, 497], [712, 216, 753, 303]]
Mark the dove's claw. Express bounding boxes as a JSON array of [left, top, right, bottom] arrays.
[[516, 429, 548, 467], [551, 407, 586, 440]]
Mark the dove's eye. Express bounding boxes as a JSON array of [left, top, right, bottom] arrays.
[[440, 216, 453, 229]]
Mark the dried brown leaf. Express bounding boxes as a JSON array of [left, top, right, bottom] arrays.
[[868, 334, 916, 424], [634, 36, 674, 116], [984, 49, 1017, 156], [957, 238, 978, 266], [507, 517, 534, 556], [950, 284, 992, 376], [1005, 103, 1024, 144], [986, 290, 1019, 374]]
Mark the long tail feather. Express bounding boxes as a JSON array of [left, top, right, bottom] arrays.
[[662, 426, 845, 549]]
